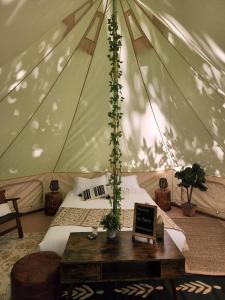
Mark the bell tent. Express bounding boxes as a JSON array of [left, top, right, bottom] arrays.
[[0, 0, 225, 218]]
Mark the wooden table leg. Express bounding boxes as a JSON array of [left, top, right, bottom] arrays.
[[170, 279, 178, 300]]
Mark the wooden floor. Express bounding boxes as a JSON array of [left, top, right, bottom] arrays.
[[2, 204, 224, 235]]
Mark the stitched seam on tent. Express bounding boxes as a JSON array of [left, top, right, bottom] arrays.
[[0, 1, 102, 160], [133, 0, 225, 102], [129, 0, 225, 156], [121, 0, 175, 169], [0, 0, 98, 104], [53, 0, 109, 172]]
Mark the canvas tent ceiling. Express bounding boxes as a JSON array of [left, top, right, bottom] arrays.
[[0, 0, 225, 181]]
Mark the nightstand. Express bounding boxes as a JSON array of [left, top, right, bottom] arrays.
[[155, 188, 171, 211], [45, 192, 62, 216]]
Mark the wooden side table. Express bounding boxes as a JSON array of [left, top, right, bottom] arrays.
[[155, 188, 171, 211], [45, 192, 62, 216]]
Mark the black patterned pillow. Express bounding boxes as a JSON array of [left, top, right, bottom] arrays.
[[81, 185, 107, 200]]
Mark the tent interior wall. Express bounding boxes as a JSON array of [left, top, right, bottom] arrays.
[[1, 171, 225, 220], [0, 0, 225, 219]]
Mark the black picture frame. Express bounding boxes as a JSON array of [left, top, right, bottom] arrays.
[[132, 203, 157, 242]]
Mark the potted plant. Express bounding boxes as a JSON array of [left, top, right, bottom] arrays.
[[175, 163, 207, 217], [101, 211, 121, 239], [101, 0, 123, 238]]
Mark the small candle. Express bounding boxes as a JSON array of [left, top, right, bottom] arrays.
[[92, 226, 98, 236]]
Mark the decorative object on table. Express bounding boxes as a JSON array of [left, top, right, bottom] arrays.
[[49, 180, 59, 192], [155, 187, 171, 211], [175, 163, 208, 217], [87, 226, 98, 240], [156, 215, 164, 241], [132, 203, 157, 243], [159, 177, 168, 189], [45, 191, 62, 216], [101, 0, 123, 239], [101, 212, 121, 239]]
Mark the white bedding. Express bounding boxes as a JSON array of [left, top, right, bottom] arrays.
[[39, 188, 186, 256]]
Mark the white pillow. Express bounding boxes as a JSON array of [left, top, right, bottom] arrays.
[[121, 175, 140, 191], [106, 186, 129, 198], [73, 175, 107, 195], [0, 203, 12, 217]]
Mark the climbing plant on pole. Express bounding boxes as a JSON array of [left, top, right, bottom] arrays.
[[101, 0, 123, 236]]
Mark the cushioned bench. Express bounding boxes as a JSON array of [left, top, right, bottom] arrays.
[[11, 251, 61, 300]]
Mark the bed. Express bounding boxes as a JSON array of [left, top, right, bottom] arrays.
[[39, 175, 186, 256]]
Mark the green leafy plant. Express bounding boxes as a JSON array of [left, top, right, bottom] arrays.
[[101, 211, 121, 232], [175, 163, 207, 205], [102, 0, 123, 233]]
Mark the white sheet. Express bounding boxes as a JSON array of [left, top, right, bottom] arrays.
[[39, 188, 186, 256]]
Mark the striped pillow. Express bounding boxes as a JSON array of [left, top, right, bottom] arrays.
[[81, 185, 107, 200]]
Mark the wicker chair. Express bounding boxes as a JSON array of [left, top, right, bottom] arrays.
[[0, 190, 23, 238]]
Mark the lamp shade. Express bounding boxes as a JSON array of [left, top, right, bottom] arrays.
[[159, 178, 168, 189], [49, 180, 59, 192]]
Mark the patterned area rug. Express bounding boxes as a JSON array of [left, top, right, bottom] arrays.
[[1, 221, 225, 300], [0, 232, 44, 300], [60, 275, 225, 299], [173, 217, 225, 275]]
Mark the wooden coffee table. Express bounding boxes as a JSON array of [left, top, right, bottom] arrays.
[[60, 231, 185, 299]]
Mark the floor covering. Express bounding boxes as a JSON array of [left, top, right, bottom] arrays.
[[173, 217, 225, 275], [1, 217, 225, 300]]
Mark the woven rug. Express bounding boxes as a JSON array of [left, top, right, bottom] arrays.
[[173, 217, 225, 275], [0, 230, 225, 300], [0, 232, 44, 300], [60, 275, 225, 299]]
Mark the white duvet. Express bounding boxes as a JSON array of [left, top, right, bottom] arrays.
[[39, 188, 186, 256]]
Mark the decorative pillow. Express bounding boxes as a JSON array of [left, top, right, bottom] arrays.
[[73, 175, 107, 196], [0, 203, 12, 217], [80, 185, 107, 200], [121, 175, 140, 191]]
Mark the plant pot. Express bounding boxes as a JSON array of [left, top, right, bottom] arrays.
[[107, 230, 117, 239], [182, 203, 196, 217]]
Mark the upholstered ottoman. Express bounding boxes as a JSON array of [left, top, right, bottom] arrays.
[[11, 251, 61, 300]]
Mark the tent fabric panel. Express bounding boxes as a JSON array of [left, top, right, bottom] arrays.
[[134, 1, 225, 95], [138, 0, 225, 73], [118, 1, 172, 171], [137, 49, 225, 176], [0, 173, 48, 213], [0, 50, 92, 180], [0, 170, 173, 214], [0, 2, 100, 157], [130, 1, 225, 176], [0, 0, 90, 65], [0, 1, 100, 99], [55, 5, 111, 173], [1, 171, 225, 220]]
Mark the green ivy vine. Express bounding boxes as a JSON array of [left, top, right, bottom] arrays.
[[101, 0, 123, 233]]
